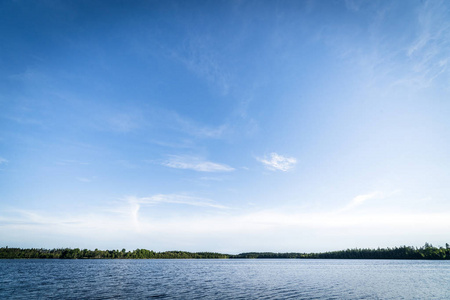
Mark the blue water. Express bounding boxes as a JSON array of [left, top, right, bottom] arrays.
[[1, 259, 449, 299]]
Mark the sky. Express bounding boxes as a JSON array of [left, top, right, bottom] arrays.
[[1, 0, 450, 253]]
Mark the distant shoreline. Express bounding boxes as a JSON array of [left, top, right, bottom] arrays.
[[1, 243, 449, 260]]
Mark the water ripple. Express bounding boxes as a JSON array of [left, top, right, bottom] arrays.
[[1, 259, 449, 299]]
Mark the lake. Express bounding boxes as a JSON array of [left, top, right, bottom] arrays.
[[1, 259, 449, 299]]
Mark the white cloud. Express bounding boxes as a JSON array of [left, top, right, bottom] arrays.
[[122, 194, 229, 231], [0, 190, 444, 252], [127, 194, 228, 209], [0, 157, 8, 165], [162, 155, 234, 172], [257, 152, 297, 171], [339, 191, 383, 212], [2, 205, 450, 253]]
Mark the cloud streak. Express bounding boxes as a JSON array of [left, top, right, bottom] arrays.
[[162, 155, 234, 172], [127, 194, 229, 209], [339, 191, 383, 212], [2, 204, 450, 252], [170, 112, 228, 139], [124, 194, 228, 231], [257, 153, 297, 171], [401, 0, 450, 88]]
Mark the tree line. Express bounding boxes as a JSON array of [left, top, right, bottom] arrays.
[[0, 248, 229, 259], [1, 243, 449, 259], [234, 243, 450, 259]]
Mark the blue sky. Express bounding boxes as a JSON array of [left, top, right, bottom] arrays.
[[1, 0, 450, 253]]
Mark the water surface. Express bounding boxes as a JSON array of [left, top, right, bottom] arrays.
[[1, 259, 449, 299]]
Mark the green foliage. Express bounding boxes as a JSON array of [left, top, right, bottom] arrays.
[[1, 243, 449, 260], [232, 252, 308, 259], [229, 243, 450, 260], [0, 247, 229, 259]]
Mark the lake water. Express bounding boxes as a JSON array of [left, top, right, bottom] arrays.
[[1, 259, 449, 299]]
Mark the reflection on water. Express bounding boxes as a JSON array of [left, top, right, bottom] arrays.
[[1, 259, 449, 299]]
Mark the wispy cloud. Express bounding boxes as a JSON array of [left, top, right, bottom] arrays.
[[3, 115, 44, 127], [56, 159, 89, 166], [76, 177, 96, 183], [402, 0, 450, 88], [87, 108, 145, 133], [124, 194, 229, 231], [162, 155, 234, 172], [339, 192, 383, 212], [0, 209, 84, 227], [2, 204, 450, 252], [116, 160, 138, 169], [105, 112, 143, 133], [8, 68, 50, 84], [199, 176, 226, 182], [150, 138, 195, 149], [170, 112, 228, 139], [0, 157, 8, 165], [168, 34, 232, 96], [344, 0, 362, 12], [321, 0, 450, 91], [127, 194, 228, 209], [0, 193, 227, 231], [257, 152, 297, 171]]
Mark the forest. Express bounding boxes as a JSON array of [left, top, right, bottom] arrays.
[[1, 243, 449, 260], [234, 243, 450, 259], [0, 248, 229, 259]]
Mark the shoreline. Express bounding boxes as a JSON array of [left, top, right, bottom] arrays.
[[2, 243, 449, 260]]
